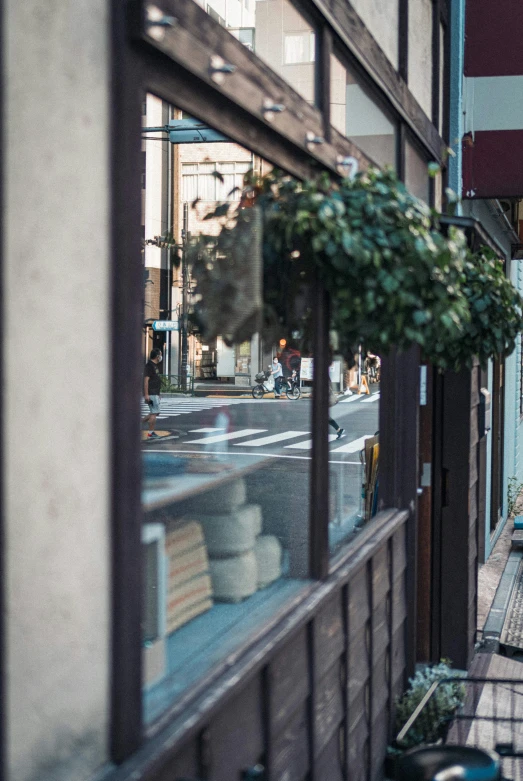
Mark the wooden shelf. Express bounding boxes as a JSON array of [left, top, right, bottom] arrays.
[[143, 452, 270, 512]]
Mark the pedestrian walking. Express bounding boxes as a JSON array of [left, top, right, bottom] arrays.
[[329, 379, 345, 439], [271, 355, 283, 398], [143, 348, 163, 438]]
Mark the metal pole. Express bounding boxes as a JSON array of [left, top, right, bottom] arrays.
[[181, 202, 189, 391]]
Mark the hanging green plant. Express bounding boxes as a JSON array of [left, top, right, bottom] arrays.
[[431, 245, 523, 371], [255, 167, 473, 367], [186, 166, 522, 371]]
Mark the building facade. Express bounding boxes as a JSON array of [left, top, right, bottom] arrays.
[[2, 1, 518, 781]]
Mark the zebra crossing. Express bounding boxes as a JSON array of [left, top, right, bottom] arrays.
[[141, 397, 252, 419], [141, 392, 380, 419], [184, 427, 375, 453]]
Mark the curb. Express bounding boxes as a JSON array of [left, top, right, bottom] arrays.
[[482, 548, 523, 652]]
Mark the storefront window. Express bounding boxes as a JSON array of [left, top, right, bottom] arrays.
[[405, 138, 430, 204], [328, 345, 381, 556], [142, 100, 313, 724], [198, 0, 317, 103], [330, 54, 397, 168]]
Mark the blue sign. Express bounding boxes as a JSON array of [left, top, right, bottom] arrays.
[[152, 320, 179, 331]]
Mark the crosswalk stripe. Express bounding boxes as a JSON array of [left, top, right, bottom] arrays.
[[234, 431, 307, 447], [361, 393, 380, 403], [185, 428, 266, 444], [339, 395, 361, 403], [331, 434, 374, 453], [189, 427, 226, 433], [285, 434, 338, 449]]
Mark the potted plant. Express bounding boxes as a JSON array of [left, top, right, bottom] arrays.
[[386, 661, 466, 778]]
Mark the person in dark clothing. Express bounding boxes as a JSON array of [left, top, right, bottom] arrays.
[[143, 348, 163, 438], [329, 378, 345, 439]]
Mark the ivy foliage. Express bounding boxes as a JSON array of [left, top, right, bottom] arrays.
[[187, 167, 523, 371]]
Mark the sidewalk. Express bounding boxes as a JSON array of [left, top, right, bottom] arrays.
[[478, 519, 514, 632]]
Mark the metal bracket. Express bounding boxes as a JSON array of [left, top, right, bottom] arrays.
[[209, 55, 237, 84], [145, 3, 177, 41], [262, 99, 286, 122]]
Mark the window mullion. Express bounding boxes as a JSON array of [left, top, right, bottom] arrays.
[[310, 281, 330, 579]]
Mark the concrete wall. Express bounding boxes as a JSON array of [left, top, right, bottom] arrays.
[[3, 2, 111, 780], [350, 0, 399, 70], [408, 0, 433, 120]]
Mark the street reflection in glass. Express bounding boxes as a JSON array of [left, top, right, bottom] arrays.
[[141, 97, 311, 723], [328, 346, 381, 556]]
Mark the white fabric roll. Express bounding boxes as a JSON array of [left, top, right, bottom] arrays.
[[195, 478, 247, 513], [210, 552, 258, 602], [197, 505, 262, 556], [255, 535, 282, 588]]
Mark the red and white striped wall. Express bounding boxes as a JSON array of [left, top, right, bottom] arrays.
[[462, 0, 523, 199]]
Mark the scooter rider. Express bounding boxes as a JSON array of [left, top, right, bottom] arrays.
[[271, 356, 283, 398]]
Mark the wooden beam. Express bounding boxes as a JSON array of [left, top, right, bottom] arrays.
[[135, 0, 371, 179]]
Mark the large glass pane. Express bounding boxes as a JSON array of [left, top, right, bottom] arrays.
[[141, 97, 312, 724], [328, 344, 381, 557], [197, 0, 316, 103], [330, 54, 397, 168], [405, 138, 430, 204]]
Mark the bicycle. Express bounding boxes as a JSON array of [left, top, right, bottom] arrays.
[[282, 370, 301, 400]]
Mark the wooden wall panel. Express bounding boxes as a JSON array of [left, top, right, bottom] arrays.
[[347, 709, 370, 781], [316, 728, 344, 781], [373, 598, 391, 661], [348, 566, 371, 633], [392, 525, 407, 577], [272, 703, 310, 781], [170, 739, 199, 780], [314, 660, 344, 757], [391, 624, 406, 687], [314, 594, 344, 680], [392, 577, 407, 634], [371, 709, 389, 781], [372, 547, 390, 606], [314, 666, 344, 760], [135, 515, 409, 781], [348, 623, 371, 705], [207, 676, 264, 781], [268, 628, 309, 735]]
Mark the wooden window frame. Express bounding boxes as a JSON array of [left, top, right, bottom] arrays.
[[108, 0, 423, 767]]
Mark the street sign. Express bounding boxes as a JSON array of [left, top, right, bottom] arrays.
[[152, 320, 179, 331]]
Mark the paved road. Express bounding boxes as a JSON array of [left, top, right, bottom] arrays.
[[143, 390, 380, 559], [142, 390, 379, 458]]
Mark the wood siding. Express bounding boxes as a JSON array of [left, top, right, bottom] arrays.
[[111, 512, 409, 781]]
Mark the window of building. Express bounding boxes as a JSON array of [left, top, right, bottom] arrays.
[[143, 110, 313, 725], [328, 342, 381, 557], [405, 138, 431, 204], [181, 161, 252, 202], [203, 0, 317, 104], [330, 53, 397, 168], [284, 31, 316, 64], [229, 26, 255, 50]]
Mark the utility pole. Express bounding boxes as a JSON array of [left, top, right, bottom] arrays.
[[181, 202, 190, 390]]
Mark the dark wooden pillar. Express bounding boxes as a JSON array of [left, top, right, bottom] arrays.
[[437, 368, 477, 670], [379, 346, 420, 676], [416, 364, 433, 661]]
